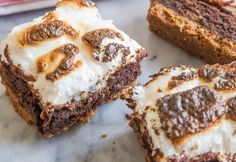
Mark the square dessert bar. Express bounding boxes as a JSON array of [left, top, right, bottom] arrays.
[[148, 0, 236, 64], [127, 62, 236, 161], [0, 0, 147, 137]]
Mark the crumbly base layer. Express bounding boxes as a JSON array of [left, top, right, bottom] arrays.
[[148, 0, 236, 64]]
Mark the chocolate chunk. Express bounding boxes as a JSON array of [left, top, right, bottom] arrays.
[[168, 70, 197, 89], [215, 71, 236, 90], [19, 20, 79, 46], [93, 43, 128, 63], [82, 28, 123, 48], [199, 64, 225, 81], [215, 79, 236, 90], [82, 28, 128, 62], [227, 97, 236, 120], [156, 86, 227, 141], [159, 0, 236, 40]]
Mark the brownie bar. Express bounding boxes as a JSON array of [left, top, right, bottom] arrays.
[[126, 62, 236, 162], [148, 0, 236, 64], [0, 0, 148, 137]]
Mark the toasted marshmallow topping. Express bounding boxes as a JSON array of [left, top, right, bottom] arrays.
[[131, 62, 236, 161], [0, 0, 145, 105]]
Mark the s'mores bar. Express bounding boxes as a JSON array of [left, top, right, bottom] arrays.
[[0, 0, 147, 137], [148, 0, 236, 64], [127, 62, 236, 161]]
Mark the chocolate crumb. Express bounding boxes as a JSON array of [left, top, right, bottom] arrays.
[[150, 55, 157, 61], [125, 114, 131, 120], [101, 134, 108, 139]]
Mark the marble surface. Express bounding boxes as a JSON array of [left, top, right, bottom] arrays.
[[0, 0, 205, 162]]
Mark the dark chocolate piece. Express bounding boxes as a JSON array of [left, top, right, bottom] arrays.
[[156, 86, 227, 140], [82, 28, 129, 62], [199, 64, 225, 82], [168, 70, 197, 89]]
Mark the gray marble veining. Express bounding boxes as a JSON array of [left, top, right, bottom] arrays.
[[0, 0, 204, 162]]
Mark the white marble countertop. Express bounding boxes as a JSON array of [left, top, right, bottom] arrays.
[[0, 0, 205, 162]]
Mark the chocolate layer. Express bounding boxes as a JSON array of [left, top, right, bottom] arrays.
[[158, 0, 236, 40], [42, 62, 142, 136], [0, 48, 147, 137], [0, 62, 44, 132]]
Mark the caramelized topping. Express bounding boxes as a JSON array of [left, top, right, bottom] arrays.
[[19, 20, 79, 46], [82, 28, 123, 48], [82, 28, 130, 62], [56, 0, 95, 8], [168, 71, 197, 89], [37, 43, 81, 82], [199, 64, 225, 82], [229, 61, 236, 68], [156, 86, 227, 141], [94, 43, 129, 62], [214, 69, 236, 90], [215, 79, 236, 90], [227, 97, 236, 120]]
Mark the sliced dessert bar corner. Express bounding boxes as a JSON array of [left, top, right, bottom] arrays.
[[127, 61, 236, 161], [148, 0, 236, 64]]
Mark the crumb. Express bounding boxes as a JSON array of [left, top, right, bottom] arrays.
[[101, 134, 107, 138], [113, 141, 116, 144], [125, 114, 131, 120], [150, 55, 157, 61]]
